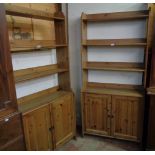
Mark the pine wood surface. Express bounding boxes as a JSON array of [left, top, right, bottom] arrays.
[[82, 10, 149, 22], [82, 93, 144, 142], [82, 38, 147, 46], [14, 64, 68, 83], [83, 62, 145, 72], [18, 90, 72, 114], [22, 105, 53, 150], [5, 4, 64, 21], [82, 87, 144, 97]]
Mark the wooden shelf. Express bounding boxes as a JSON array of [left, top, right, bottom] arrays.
[[82, 38, 147, 46], [83, 62, 145, 72], [10, 40, 67, 52], [17, 88, 72, 114], [82, 10, 149, 22], [14, 64, 68, 83], [5, 4, 65, 21], [82, 87, 144, 97]]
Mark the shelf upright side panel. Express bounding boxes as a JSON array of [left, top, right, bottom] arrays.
[[55, 14, 71, 90], [144, 6, 152, 88], [81, 13, 88, 90]]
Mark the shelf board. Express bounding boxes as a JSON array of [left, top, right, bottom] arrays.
[[82, 87, 144, 97], [14, 64, 68, 83], [5, 4, 65, 21], [82, 10, 149, 22], [17, 88, 72, 114], [83, 62, 145, 72], [82, 38, 147, 46], [10, 40, 67, 52]]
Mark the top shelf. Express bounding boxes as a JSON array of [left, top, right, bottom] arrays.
[[5, 4, 65, 21], [81, 10, 149, 22]]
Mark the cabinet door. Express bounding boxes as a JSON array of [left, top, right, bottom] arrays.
[[111, 96, 144, 142], [22, 105, 53, 150], [51, 93, 74, 148], [84, 93, 111, 136]]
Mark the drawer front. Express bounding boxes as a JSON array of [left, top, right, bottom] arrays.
[[0, 112, 25, 150]]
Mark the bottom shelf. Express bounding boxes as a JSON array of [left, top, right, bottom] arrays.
[[18, 87, 72, 113], [82, 87, 144, 97]]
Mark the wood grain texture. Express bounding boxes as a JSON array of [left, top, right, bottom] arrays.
[[18, 91, 69, 114], [82, 38, 147, 46], [33, 19, 55, 40], [82, 10, 149, 22], [5, 4, 64, 21], [51, 93, 75, 148], [14, 64, 68, 83], [55, 18, 71, 90], [87, 82, 144, 91], [81, 13, 88, 89], [82, 87, 144, 98], [111, 95, 144, 142], [22, 105, 53, 150], [83, 62, 145, 72], [0, 4, 17, 110], [83, 93, 111, 136]]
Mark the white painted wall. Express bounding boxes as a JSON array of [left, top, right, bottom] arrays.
[[67, 3, 147, 125], [12, 49, 58, 98]]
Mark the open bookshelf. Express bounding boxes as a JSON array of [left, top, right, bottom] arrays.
[[5, 3, 76, 150], [6, 3, 71, 92], [81, 8, 151, 142], [81, 10, 150, 94]]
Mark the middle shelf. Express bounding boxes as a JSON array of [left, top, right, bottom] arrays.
[[10, 40, 67, 52], [82, 38, 147, 46], [14, 64, 68, 83], [82, 62, 145, 72]]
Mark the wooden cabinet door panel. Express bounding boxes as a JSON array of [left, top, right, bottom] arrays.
[[84, 93, 111, 136], [111, 96, 144, 142], [23, 105, 53, 150], [51, 93, 74, 147]]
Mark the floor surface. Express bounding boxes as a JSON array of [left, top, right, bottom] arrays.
[[56, 135, 141, 151]]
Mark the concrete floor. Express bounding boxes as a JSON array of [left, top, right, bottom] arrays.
[[56, 135, 141, 151]]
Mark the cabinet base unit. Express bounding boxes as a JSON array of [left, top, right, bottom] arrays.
[[18, 89, 76, 151], [0, 111, 26, 151], [81, 92, 144, 143]]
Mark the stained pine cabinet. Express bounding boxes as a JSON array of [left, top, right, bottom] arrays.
[[22, 92, 75, 150], [82, 93, 144, 142], [52, 93, 75, 148], [111, 96, 144, 142], [84, 94, 111, 136], [22, 105, 53, 151]]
